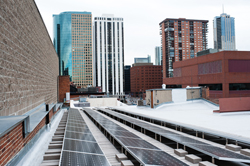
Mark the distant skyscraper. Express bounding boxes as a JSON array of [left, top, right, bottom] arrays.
[[213, 13, 235, 51], [124, 65, 131, 94], [134, 55, 151, 63], [160, 18, 208, 78], [53, 12, 93, 87], [155, 46, 162, 65], [93, 14, 124, 95]]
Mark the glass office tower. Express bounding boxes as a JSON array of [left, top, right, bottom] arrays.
[[53, 12, 92, 87], [214, 13, 235, 51]]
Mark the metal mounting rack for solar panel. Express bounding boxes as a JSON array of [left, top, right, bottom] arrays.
[[107, 107, 250, 145], [59, 108, 111, 166], [96, 107, 250, 164], [84, 109, 189, 166]]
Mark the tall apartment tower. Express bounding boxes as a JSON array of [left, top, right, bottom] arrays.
[[53, 12, 93, 87], [214, 13, 235, 51], [155, 46, 162, 65], [160, 18, 208, 78], [93, 14, 124, 95]]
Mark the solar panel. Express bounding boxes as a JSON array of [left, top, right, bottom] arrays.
[[63, 138, 103, 154], [84, 109, 189, 166], [97, 108, 250, 163], [67, 124, 87, 129], [107, 129, 140, 138], [128, 147, 188, 166], [67, 119, 85, 123], [115, 136, 160, 150], [67, 122, 87, 128], [102, 123, 124, 130], [59, 109, 111, 166], [60, 151, 110, 166], [65, 131, 96, 142], [160, 133, 209, 146], [66, 126, 91, 133], [188, 143, 250, 160]]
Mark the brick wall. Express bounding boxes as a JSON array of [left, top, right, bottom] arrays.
[[59, 76, 70, 103], [0, 123, 23, 165], [0, 114, 44, 165], [130, 65, 162, 97], [0, 106, 60, 166], [164, 51, 250, 98], [0, 0, 59, 116]]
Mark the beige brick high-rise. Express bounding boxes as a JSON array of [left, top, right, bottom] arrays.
[[0, 0, 59, 116]]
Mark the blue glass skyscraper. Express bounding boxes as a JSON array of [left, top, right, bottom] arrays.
[[214, 13, 236, 51], [53, 12, 93, 87]]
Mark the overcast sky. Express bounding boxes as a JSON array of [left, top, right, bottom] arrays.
[[35, 0, 250, 65]]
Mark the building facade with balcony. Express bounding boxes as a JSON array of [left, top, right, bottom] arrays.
[[159, 18, 208, 78]]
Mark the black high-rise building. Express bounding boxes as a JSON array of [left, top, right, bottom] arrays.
[[124, 65, 131, 94]]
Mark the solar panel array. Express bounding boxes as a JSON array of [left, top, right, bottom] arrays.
[[59, 108, 110, 166], [84, 109, 188, 166], [98, 108, 250, 163]]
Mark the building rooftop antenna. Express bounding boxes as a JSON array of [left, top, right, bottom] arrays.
[[222, 4, 224, 13]]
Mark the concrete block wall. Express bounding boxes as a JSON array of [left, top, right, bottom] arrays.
[[146, 88, 201, 107], [153, 90, 172, 105], [0, 0, 59, 116], [186, 89, 200, 100]]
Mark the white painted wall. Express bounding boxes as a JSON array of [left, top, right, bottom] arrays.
[[172, 89, 187, 103], [87, 98, 118, 107]]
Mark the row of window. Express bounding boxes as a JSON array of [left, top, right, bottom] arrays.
[[94, 17, 123, 21], [72, 14, 91, 17]]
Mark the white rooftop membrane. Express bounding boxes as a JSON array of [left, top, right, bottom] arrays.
[[113, 100, 250, 142]]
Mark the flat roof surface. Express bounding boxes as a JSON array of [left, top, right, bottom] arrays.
[[146, 87, 200, 91], [112, 100, 250, 143]]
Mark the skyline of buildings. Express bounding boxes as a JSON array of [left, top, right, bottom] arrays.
[[52, 10, 238, 93], [213, 13, 236, 51], [93, 14, 124, 95], [160, 18, 209, 78], [2, 1, 250, 166], [53, 11, 93, 88]]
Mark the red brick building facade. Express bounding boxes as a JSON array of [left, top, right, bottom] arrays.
[[160, 18, 208, 78], [164, 51, 250, 98], [130, 65, 162, 97], [58, 76, 70, 103]]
